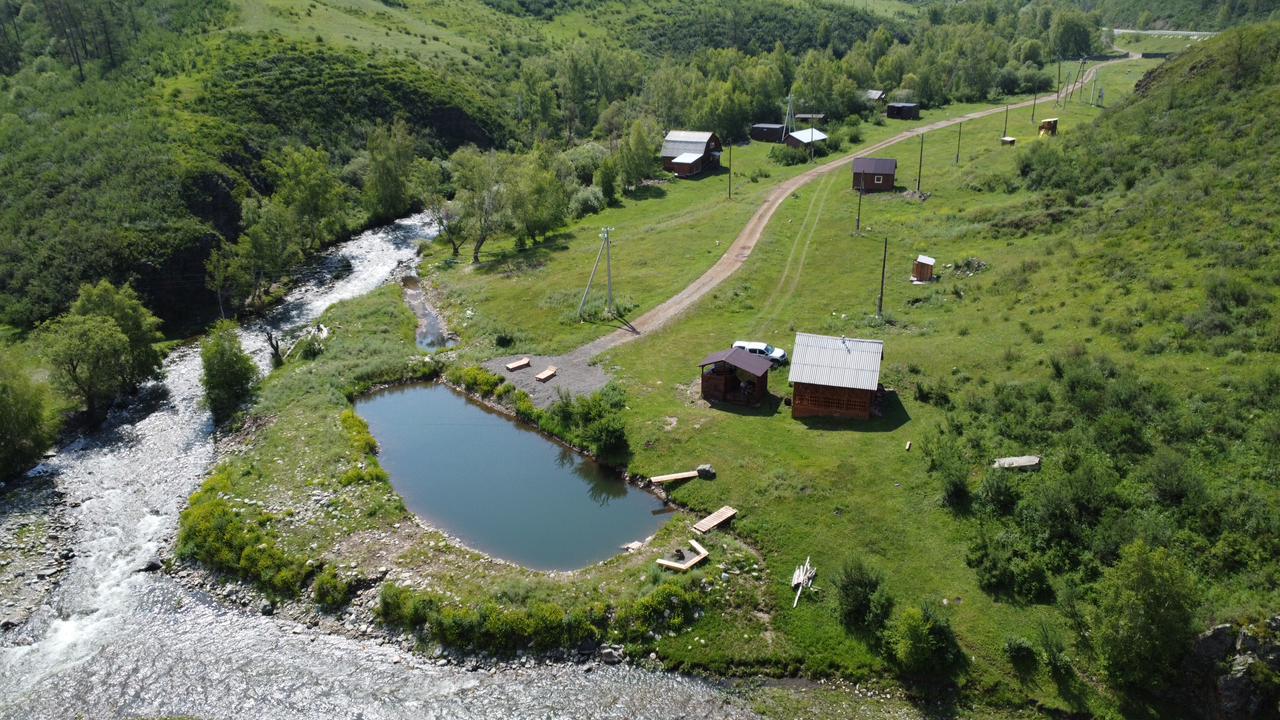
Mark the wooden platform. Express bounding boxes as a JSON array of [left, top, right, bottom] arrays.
[[534, 365, 558, 382], [692, 506, 737, 534], [656, 539, 709, 572], [1000, 136, 1017, 146], [650, 470, 699, 485], [505, 357, 530, 371]]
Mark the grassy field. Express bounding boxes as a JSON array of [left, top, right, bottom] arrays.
[[426, 82, 1109, 360], [583, 59, 1163, 710], [1113, 32, 1207, 54]]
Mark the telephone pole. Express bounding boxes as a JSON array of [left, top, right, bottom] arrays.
[[915, 132, 925, 194], [955, 122, 962, 164], [577, 227, 616, 320], [877, 232, 888, 319], [1002, 104, 1009, 138]]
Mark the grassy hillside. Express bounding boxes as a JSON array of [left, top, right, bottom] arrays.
[[1073, 0, 1279, 29]]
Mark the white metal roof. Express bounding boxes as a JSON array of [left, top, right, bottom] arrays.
[[661, 130, 716, 159], [788, 333, 883, 391], [787, 128, 828, 144], [916, 254, 936, 266], [672, 152, 703, 164]]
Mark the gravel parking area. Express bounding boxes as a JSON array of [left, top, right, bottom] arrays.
[[483, 354, 612, 409]]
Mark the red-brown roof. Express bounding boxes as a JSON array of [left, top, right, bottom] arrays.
[[699, 347, 773, 377]]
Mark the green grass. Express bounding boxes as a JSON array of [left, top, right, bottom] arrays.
[[1113, 32, 1207, 54], [428, 87, 1100, 360]]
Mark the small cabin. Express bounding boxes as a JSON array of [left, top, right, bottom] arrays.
[[661, 131, 722, 178], [887, 103, 921, 120], [794, 113, 826, 126], [699, 348, 772, 406], [912, 254, 936, 282], [852, 157, 897, 193], [865, 89, 887, 104], [750, 123, 786, 143], [788, 334, 884, 420], [785, 128, 828, 149], [1038, 118, 1059, 137]]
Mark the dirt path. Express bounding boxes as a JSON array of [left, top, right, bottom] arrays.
[[569, 58, 1127, 363]]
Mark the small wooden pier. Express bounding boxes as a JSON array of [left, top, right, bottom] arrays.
[[692, 506, 737, 534], [656, 539, 709, 572], [650, 470, 699, 485]]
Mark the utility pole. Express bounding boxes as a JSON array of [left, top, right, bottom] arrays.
[[856, 172, 864, 232], [916, 132, 924, 194], [727, 142, 733, 200], [877, 232, 888, 319], [577, 227, 616, 320], [1031, 92, 1038, 123], [1002, 104, 1009, 138], [955, 122, 962, 164]]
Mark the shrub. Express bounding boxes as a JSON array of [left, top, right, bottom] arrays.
[[201, 320, 258, 423], [1004, 635, 1038, 674], [339, 463, 390, 486], [446, 365, 505, 397], [313, 565, 354, 610], [569, 185, 606, 218], [768, 144, 810, 166], [977, 472, 1018, 515], [887, 604, 961, 677], [0, 348, 51, 478], [835, 558, 893, 633], [377, 582, 437, 628]]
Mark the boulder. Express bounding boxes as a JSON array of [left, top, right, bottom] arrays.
[[599, 646, 625, 665], [696, 464, 716, 479], [136, 558, 163, 573], [1218, 654, 1264, 720], [1193, 624, 1237, 668]]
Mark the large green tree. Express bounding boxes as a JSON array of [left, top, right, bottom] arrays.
[[0, 348, 49, 478], [510, 147, 570, 244], [1050, 10, 1095, 59], [364, 118, 417, 224], [270, 145, 347, 253], [200, 320, 257, 423], [1091, 541, 1200, 693], [38, 314, 130, 420], [450, 146, 513, 263], [618, 117, 660, 192], [69, 281, 163, 390]]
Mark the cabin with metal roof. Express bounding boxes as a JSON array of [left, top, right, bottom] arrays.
[[699, 348, 772, 406], [852, 157, 897, 193], [912, 254, 936, 282], [785, 128, 829, 149], [788, 334, 884, 420], [749, 123, 786, 143], [865, 89, 887, 103], [886, 102, 920, 120], [660, 131, 721, 177]]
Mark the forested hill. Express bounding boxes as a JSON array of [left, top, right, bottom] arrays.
[[1069, 0, 1280, 29]]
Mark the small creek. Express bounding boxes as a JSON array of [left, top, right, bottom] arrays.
[[0, 214, 756, 720], [356, 384, 668, 571]]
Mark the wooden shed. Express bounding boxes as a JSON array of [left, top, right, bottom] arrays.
[[1038, 118, 1059, 137], [661, 130, 721, 178], [886, 103, 920, 120], [852, 157, 897, 193], [865, 89, 887, 104], [912, 254, 935, 282], [750, 123, 786, 143], [785, 128, 828, 149], [699, 348, 772, 406], [788, 334, 884, 420], [794, 113, 826, 126]]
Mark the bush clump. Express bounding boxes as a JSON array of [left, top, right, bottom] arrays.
[[886, 603, 962, 677], [201, 320, 258, 423], [313, 565, 354, 610], [835, 558, 893, 634]]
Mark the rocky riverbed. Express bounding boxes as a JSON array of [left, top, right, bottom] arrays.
[[0, 474, 74, 632]]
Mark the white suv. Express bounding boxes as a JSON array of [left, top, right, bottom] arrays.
[[733, 340, 788, 366]]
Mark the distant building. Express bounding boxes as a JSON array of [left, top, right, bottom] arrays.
[[865, 89, 887, 103], [699, 348, 772, 406], [784, 128, 828, 149], [912, 254, 936, 282], [1038, 118, 1059, 137], [788, 334, 884, 420], [852, 157, 897, 193], [660, 131, 721, 178], [749, 123, 786, 143], [887, 103, 921, 120], [794, 113, 826, 125]]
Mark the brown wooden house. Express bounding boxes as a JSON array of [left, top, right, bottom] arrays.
[[912, 254, 935, 282], [1038, 118, 1059, 137], [699, 348, 772, 406], [661, 131, 722, 178], [788, 334, 884, 420], [887, 102, 920, 120], [785, 128, 828, 149], [852, 157, 897, 193], [750, 123, 786, 143]]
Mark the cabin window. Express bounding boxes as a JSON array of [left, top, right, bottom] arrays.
[[874, 175, 883, 184]]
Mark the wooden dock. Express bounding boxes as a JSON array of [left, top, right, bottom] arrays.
[[505, 357, 531, 371], [534, 365, 558, 382], [692, 506, 737, 534], [656, 539, 709, 572], [650, 470, 699, 485]]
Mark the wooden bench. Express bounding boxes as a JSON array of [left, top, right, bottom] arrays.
[[534, 366, 558, 383], [650, 470, 699, 485], [692, 506, 737, 534], [505, 357, 531, 372], [656, 539, 709, 572], [1000, 136, 1017, 146]]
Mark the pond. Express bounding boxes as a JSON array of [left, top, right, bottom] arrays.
[[356, 383, 669, 571]]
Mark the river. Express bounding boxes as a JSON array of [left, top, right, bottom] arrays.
[[0, 216, 756, 720]]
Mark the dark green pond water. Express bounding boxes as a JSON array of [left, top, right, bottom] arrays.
[[356, 383, 669, 571]]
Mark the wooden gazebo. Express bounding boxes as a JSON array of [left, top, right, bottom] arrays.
[[699, 348, 772, 406]]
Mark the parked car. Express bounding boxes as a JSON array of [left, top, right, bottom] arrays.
[[733, 340, 788, 366]]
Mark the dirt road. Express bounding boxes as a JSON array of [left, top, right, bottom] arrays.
[[569, 58, 1127, 364]]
